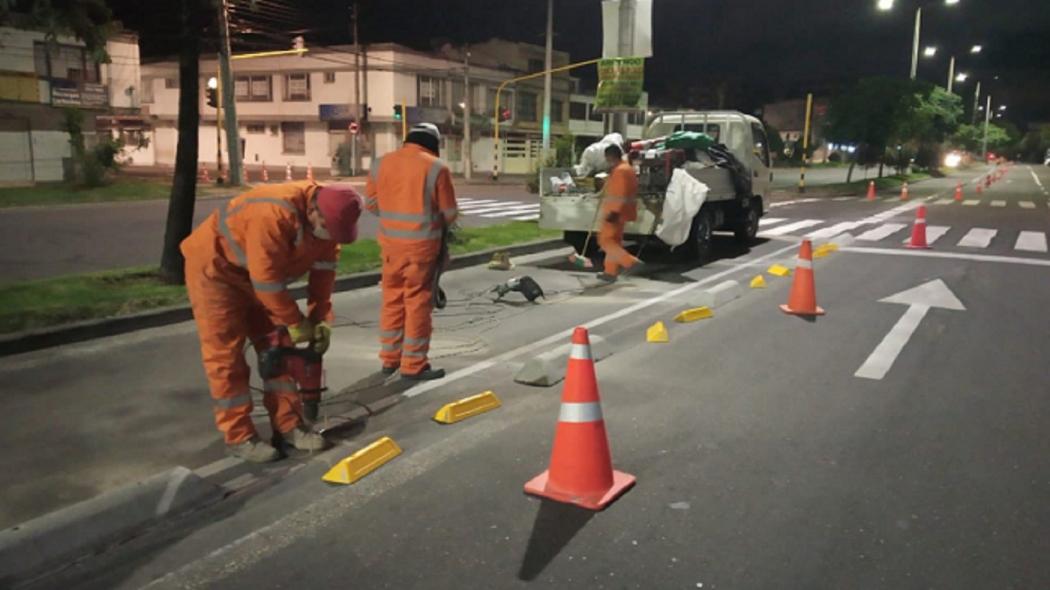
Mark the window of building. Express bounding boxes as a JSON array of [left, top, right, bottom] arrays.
[[588, 103, 604, 122], [245, 122, 266, 134], [569, 101, 587, 121], [527, 58, 544, 73], [516, 91, 538, 122], [323, 71, 336, 84], [141, 78, 154, 103], [165, 77, 178, 89], [235, 75, 272, 101], [281, 122, 305, 154], [451, 80, 465, 110], [418, 76, 446, 107], [472, 85, 487, 113], [284, 73, 311, 101], [32, 41, 98, 83], [550, 99, 564, 123]]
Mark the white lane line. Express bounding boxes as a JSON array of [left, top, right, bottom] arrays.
[[901, 225, 950, 245], [832, 196, 855, 201], [990, 200, 1006, 207], [1014, 231, 1048, 253], [854, 304, 930, 381], [758, 217, 789, 227], [457, 197, 479, 203], [856, 223, 907, 241], [807, 221, 861, 240], [457, 200, 500, 208], [963, 199, 979, 206], [957, 228, 997, 248], [512, 214, 540, 221], [934, 198, 955, 205], [758, 219, 824, 236], [842, 246, 1050, 267], [1031, 167, 1045, 189], [403, 242, 803, 399], [194, 456, 242, 479], [479, 206, 542, 218], [1019, 201, 1036, 209]]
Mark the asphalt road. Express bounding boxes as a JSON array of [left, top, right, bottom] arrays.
[[7, 164, 1050, 589], [0, 182, 538, 283]]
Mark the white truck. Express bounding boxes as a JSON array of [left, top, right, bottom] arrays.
[[539, 110, 774, 262]]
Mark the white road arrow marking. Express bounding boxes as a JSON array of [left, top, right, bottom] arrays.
[[855, 279, 965, 380]]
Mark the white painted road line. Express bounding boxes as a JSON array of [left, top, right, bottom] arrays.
[[963, 199, 979, 206], [758, 217, 789, 227], [461, 203, 535, 214], [832, 196, 855, 201], [807, 221, 860, 240], [512, 214, 540, 221], [194, 456, 242, 479], [957, 228, 997, 248], [901, 225, 949, 245], [1019, 201, 1036, 209], [856, 223, 907, 241], [934, 198, 955, 205], [758, 219, 824, 236], [842, 246, 1050, 267], [479, 206, 542, 218], [457, 200, 499, 208], [1031, 167, 1045, 190], [1014, 231, 1048, 253], [990, 200, 1006, 207]]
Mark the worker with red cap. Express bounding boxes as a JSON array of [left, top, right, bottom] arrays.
[[365, 123, 458, 380], [181, 181, 362, 462], [597, 143, 641, 282]]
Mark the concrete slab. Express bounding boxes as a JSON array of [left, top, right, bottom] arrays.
[[513, 335, 611, 387]]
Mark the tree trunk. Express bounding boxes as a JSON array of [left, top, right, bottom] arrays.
[[878, 161, 884, 178], [159, 0, 202, 284], [846, 160, 855, 184]]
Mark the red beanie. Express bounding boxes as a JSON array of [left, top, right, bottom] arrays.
[[315, 185, 362, 244]]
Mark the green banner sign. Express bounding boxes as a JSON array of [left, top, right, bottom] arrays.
[[595, 57, 645, 110]]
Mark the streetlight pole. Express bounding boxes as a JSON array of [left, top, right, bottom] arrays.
[[352, 2, 361, 176], [463, 47, 472, 181], [947, 55, 956, 92], [971, 80, 981, 125], [981, 94, 991, 159], [541, 0, 554, 153], [910, 7, 922, 80], [216, 0, 242, 185]]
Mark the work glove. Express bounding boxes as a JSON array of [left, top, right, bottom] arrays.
[[286, 319, 315, 345], [312, 321, 332, 355]]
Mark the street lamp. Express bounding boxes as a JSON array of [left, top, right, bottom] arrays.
[[970, 44, 982, 53], [998, 105, 1007, 111], [878, 0, 961, 80], [955, 72, 969, 83], [923, 46, 938, 57]]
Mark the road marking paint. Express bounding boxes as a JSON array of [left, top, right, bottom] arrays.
[[479, 206, 543, 218], [457, 200, 500, 208], [807, 221, 861, 239], [962, 199, 979, 206], [990, 200, 1006, 207], [194, 456, 242, 479], [758, 219, 824, 236], [1014, 231, 1048, 253], [957, 228, 997, 248], [842, 246, 1050, 267], [832, 196, 855, 201], [403, 242, 802, 399], [856, 223, 907, 241], [1019, 201, 1036, 209], [460, 203, 536, 214], [512, 214, 540, 221], [1028, 167, 1044, 189], [901, 225, 949, 244], [758, 217, 789, 227], [934, 198, 955, 205]]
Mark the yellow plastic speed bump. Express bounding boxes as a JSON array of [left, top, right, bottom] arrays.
[[750, 275, 767, 289], [767, 264, 791, 277], [813, 246, 831, 259], [322, 436, 402, 485], [646, 321, 669, 343], [674, 306, 713, 323], [433, 390, 502, 424]]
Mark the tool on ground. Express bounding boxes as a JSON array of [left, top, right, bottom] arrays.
[[866, 181, 876, 201], [954, 182, 963, 201], [899, 182, 909, 201], [567, 194, 605, 269], [257, 326, 326, 421], [492, 276, 545, 302], [524, 326, 635, 510], [906, 204, 931, 249], [780, 239, 825, 316], [487, 251, 514, 271]]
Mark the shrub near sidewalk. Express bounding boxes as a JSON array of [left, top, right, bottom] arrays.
[[0, 221, 559, 335]]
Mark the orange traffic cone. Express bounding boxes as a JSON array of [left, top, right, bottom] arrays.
[[953, 182, 963, 202], [306, 163, 315, 182], [524, 326, 635, 511], [866, 181, 876, 201], [899, 182, 909, 201], [285, 163, 293, 181], [199, 164, 210, 184], [261, 162, 269, 183], [779, 239, 825, 316], [906, 205, 931, 249], [976, 182, 983, 195]]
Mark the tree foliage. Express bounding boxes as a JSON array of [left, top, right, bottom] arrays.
[[951, 123, 1011, 153], [1, 0, 115, 63]]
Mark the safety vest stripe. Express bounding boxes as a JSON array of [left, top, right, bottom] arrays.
[[378, 226, 443, 240], [558, 401, 603, 423], [380, 329, 403, 339], [217, 207, 248, 267], [403, 335, 429, 346], [263, 380, 298, 393], [311, 261, 338, 271], [214, 392, 252, 409], [379, 210, 435, 223], [381, 342, 401, 352], [402, 350, 427, 358], [569, 343, 591, 360], [251, 279, 287, 293], [218, 197, 306, 268], [423, 159, 444, 212]]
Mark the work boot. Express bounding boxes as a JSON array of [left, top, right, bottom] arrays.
[[227, 437, 280, 463], [401, 364, 446, 381], [621, 260, 645, 277], [275, 425, 329, 452], [596, 272, 618, 283]]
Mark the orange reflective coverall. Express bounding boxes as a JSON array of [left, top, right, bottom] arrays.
[[365, 144, 458, 374], [181, 182, 340, 445], [597, 161, 640, 277]]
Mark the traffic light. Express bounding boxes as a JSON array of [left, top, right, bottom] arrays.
[[498, 106, 512, 122], [393, 105, 403, 121], [206, 87, 218, 108]]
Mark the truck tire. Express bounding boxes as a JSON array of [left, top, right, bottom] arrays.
[[564, 231, 596, 257], [683, 209, 713, 263], [734, 202, 761, 244]]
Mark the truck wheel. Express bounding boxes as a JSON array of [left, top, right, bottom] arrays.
[[734, 205, 760, 244], [564, 231, 595, 256], [684, 209, 713, 263]]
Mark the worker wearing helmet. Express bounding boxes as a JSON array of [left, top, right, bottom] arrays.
[[597, 143, 640, 282], [181, 182, 362, 463], [365, 123, 458, 380]]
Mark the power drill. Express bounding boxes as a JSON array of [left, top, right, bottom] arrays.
[[491, 276, 545, 302], [257, 326, 326, 421]]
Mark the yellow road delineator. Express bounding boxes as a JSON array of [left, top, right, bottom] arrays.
[[646, 321, 670, 343], [674, 306, 713, 323], [767, 264, 791, 277], [750, 275, 767, 289], [322, 436, 402, 485], [813, 243, 838, 258], [433, 390, 502, 424]]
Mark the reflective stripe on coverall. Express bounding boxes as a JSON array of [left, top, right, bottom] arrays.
[[181, 181, 340, 444], [365, 144, 458, 374], [598, 161, 640, 277]]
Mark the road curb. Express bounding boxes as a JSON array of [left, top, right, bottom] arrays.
[[0, 238, 565, 358], [0, 466, 224, 587]]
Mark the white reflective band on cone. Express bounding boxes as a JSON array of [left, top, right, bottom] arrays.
[[796, 258, 813, 269], [559, 401, 603, 423], [569, 343, 592, 360], [916, 219, 926, 224]]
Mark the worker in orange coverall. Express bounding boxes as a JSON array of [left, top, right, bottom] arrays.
[[597, 143, 641, 282], [181, 182, 362, 462], [365, 123, 458, 380]]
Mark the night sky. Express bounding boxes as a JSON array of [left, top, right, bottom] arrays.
[[110, 0, 1050, 125]]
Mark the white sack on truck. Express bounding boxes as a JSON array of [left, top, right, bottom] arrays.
[[573, 133, 624, 177], [656, 168, 709, 248]]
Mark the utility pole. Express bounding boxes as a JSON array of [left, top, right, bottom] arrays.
[[216, 0, 242, 185], [971, 80, 981, 125], [947, 55, 956, 93], [541, 0, 554, 153], [351, 2, 361, 175], [910, 7, 922, 80], [981, 94, 991, 159], [213, 72, 224, 182], [798, 93, 813, 193], [613, 0, 635, 138], [463, 46, 472, 180]]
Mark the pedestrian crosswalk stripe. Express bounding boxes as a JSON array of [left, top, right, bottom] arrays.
[[479, 206, 542, 218], [807, 222, 859, 239], [512, 214, 540, 221], [758, 217, 788, 227], [856, 223, 907, 241], [1019, 201, 1036, 209], [759, 219, 824, 236], [900, 225, 950, 245], [934, 198, 954, 205], [990, 200, 1006, 207], [458, 200, 500, 208], [462, 203, 536, 215], [958, 228, 997, 248], [963, 199, 979, 206], [1014, 231, 1047, 252]]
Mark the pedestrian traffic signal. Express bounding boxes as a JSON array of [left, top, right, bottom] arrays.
[[393, 105, 403, 121], [499, 106, 512, 122]]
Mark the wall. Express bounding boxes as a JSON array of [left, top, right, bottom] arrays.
[[103, 36, 141, 109]]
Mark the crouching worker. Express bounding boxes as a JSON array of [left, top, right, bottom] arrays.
[[181, 181, 362, 462]]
